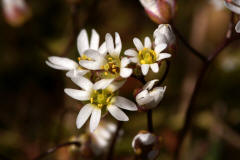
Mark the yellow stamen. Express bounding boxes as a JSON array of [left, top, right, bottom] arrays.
[[90, 98, 93, 103], [106, 97, 111, 103], [104, 72, 108, 75]]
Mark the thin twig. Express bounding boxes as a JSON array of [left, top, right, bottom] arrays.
[[106, 121, 123, 160], [174, 14, 236, 160], [147, 110, 154, 132], [33, 141, 81, 160], [171, 25, 208, 63]]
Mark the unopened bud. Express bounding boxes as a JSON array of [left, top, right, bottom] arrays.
[[2, 0, 31, 27], [139, 0, 176, 24], [132, 130, 161, 160], [224, 0, 240, 33]]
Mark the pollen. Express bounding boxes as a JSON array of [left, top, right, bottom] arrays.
[[138, 48, 157, 64], [90, 89, 114, 109]]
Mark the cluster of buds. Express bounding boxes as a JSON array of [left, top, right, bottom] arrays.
[[139, 0, 177, 24], [224, 0, 240, 32], [132, 130, 162, 160], [1, 0, 31, 26]]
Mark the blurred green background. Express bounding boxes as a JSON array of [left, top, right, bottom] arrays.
[[0, 0, 240, 159]]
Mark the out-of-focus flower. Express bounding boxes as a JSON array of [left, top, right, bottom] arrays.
[[125, 36, 171, 76], [45, 56, 88, 78], [139, 0, 176, 24], [153, 24, 176, 48], [224, 0, 240, 32], [136, 79, 166, 110], [132, 130, 161, 160], [70, 121, 120, 158], [64, 76, 137, 132], [79, 32, 133, 79], [210, 0, 225, 10], [2, 0, 31, 26]]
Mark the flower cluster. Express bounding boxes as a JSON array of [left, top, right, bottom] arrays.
[[46, 25, 174, 132]]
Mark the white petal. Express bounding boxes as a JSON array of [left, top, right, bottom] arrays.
[[224, 1, 240, 14], [106, 80, 126, 92], [99, 42, 107, 56], [154, 35, 168, 45], [156, 53, 171, 61], [124, 49, 138, 56], [108, 105, 129, 121], [136, 90, 153, 106], [141, 64, 150, 75], [77, 29, 89, 55], [106, 33, 114, 54], [90, 108, 101, 132], [120, 67, 132, 78], [93, 79, 114, 90], [114, 96, 137, 111], [64, 88, 90, 101], [144, 36, 152, 48], [130, 57, 138, 63], [154, 43, 167, 53], [143, 79, 159, 90], [133, 38, 144, 51], [70, 76, 93, 91], [66, 69, 89, 78], [76, 104, 93, 129], [90, 29, 100, 50], [46, 61, 68, 70], [121, 57, 131, 68], [114, 32, 122, 56], [235, 20, 240, 33], [149, 86, 166, 106], [150, 63, 159, 73], [47, 56, 78, 70], [79, 60, 104, 70]]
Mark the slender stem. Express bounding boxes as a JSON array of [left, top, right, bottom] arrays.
[[33, 141, 81, 160], [106, 121, 123, 160], [171, 25, 207, 63], [147, 110, 154, 132], [174, 14, 236, 160]]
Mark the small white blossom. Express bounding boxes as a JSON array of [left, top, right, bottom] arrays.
[[2, 0, 31, 26], [125, 36, 171, 76], [64, 76, 137, 132], [153, 24, 176, 46], [46, 56, 88, 78], [79, 32, 133, 79], [136, 79, 166, 109]]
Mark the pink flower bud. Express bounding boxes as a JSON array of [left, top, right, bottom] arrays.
[[139, 0, 176, 24], [2, 0, 31, 26]]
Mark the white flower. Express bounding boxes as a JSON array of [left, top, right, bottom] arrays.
[[45, 56, 88, 78], [2, 0, 31, 26], [224, 0, 240, 33], [64, 76, 137, 132], [79, 32, 133, 79], [153, 24, 176, 46], [125, 36, 171, 76], [136, 79, 166, 109]]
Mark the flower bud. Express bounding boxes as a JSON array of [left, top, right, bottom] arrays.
[[136, 79, 166, 110], [2, 0, 31, 27], [132, 130, 161, 160], [139, 0, 176, 24], [224, 0, 240, 33], [154, 24, 176, 47]]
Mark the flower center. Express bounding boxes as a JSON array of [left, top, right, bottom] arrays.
[[101, 55, 120, 76], [90, 89, 114, 109], [138, 48, 157, 64]]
